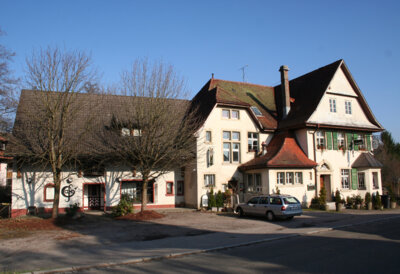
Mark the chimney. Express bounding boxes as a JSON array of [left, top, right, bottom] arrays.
[[279, 65, 290, 118]]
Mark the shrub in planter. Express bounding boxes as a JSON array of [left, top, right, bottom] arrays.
[[335, 190, 343, 211], [389, 192, 397, 209], [208, 188, 216, 209], [355, 195, 363, 209], [112, 194, 134, 217], [365, 192, 372, 210], [373, 192, 382, 210], [216, 190, 224, 208], [318, 187, 327, 210]]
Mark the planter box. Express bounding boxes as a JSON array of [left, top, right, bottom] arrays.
[[366, 202, 373, 210], [390, 202, 397, 209], [335, 203, 344, 212]]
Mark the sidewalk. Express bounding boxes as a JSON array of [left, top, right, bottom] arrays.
[[1, 209, 399, 273]]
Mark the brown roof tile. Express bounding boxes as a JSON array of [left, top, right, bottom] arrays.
[[352, 152, 383, 168], [239, 131, 317, 171]]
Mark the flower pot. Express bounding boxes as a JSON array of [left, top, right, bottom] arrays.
[[366, 202, 373, 210], [356, 204, 361, 210], [336, 203, 343, 212], [390, 202, 397, 209]]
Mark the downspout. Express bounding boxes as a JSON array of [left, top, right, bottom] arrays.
[[311, 124, 320, 198]]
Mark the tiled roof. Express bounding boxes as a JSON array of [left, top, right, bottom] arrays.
[[189, 79, 277, 131], [352, 152, 383, 168], [239, 131, 317, 171]]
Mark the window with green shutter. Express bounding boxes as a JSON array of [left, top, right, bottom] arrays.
[[346, 133, 353, 150], [326, 131, 332, 150], [332, 132, 338, 150], [351, 168, 358, 190], [353, 133, 359, 151]]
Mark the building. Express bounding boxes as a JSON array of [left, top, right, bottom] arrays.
[[9, 59, 383, 216]]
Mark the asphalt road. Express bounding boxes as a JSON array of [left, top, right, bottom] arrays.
[[82, 217, 400, 274]]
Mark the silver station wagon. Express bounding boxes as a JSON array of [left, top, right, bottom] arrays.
[[236, 194, 302, 221]]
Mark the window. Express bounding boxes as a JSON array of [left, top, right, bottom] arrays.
[[285, 172, 294, 185], [0, 142, 5, 151], [231, 110, 239, 119], [373, 172, 379, 189], [248, 132, 259, 152], [248, 197, 259, 204], [44, 184, 55, 202], [269, 197, 282, 205], [222, 109, 230, 118], [223, 131, 240, 163], [316, 131, 325, 149], [250, 106, 263, 116], [223, 143, 231, 162], [204, 174, 215, 187], [121, 127, 141, 137], [345, 101, 352, 114], [177, 181, 184, 195], [166, 182, 174, 195], [132, 129, 142, 137], [205, 131, 212, 142], [356, 134, 366, 150], [338, 132, 345, 149], [358, 173, 365, 189], [246, 173, 262, 192], [341, 169, 350, 189], [277, 172, 285, 185], [295, 172, 303, 184], [329, 98, 336, 113], [206, 147, 214, 167], [121, 181, 154, 203]]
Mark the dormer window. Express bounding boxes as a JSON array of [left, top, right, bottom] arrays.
[[250, 106, 262, 116], [316, 131, 325, 149]]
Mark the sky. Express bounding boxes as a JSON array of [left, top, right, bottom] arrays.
[[1, 0, 399, 141]]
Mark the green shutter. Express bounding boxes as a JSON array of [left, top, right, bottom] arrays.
[[326, 131, 332, 150], [346, 133, 353, 150], [366, 134, 372, 151], [332, 132, 338, 150], [353, 133, 359, 151], [351, 168, 358, 190]]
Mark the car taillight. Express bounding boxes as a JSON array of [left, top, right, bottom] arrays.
[[281, 206, 286, 211]]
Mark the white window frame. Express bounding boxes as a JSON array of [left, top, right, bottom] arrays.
[[204, 174, 215, 187], [329, 98, 336, 113], [222, 109, 230, 119], [341, 169, 350, 189], [231, 110, 239, 119], [248, 132, 259, 152], [316, 131, 325, 149], [206, 147, 214, 167], [205, 131, 212, 143], [338, 132, 345, 149], [373, 172, 379, 189], [295, 172, 303, 184], [223, 143, 231, 163], [358, 172, 365, 189], [277, 172, 285, 185], [223, 131, 241, 163], [345, 101, 352, 114], [286, 172, 294, 185]]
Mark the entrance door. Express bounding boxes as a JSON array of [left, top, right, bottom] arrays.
[[88, 184, 101, 210]]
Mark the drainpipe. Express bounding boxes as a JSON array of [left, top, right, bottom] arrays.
[[311, 124, 319, 198]]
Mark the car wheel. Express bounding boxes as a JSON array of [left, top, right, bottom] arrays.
[[238, 207, 244, 217], [266, 211, 274, 221]]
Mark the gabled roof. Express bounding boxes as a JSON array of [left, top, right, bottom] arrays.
[[189, 79, 277, 131], [275, 59, 383, 131], [239, 131, 317, 171], [352, 152, 383, 168]]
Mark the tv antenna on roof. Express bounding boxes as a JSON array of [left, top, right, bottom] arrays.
[[239, 65, 248, 82]]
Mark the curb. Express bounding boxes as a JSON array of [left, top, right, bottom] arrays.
[[31, 214, 400, 274]]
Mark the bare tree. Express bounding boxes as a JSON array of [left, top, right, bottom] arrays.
[[98, 59, 198, 212], [11, 46, 97, 218], [0, 28, 18, 132]]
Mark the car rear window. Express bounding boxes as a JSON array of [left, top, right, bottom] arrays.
[[283, 197, 300, 204]]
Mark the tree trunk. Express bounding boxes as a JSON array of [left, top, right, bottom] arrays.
[[141, 177, 148, 213], [51, 170, 61, 218]]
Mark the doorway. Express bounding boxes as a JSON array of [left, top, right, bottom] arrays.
[[84, 184, 105, 210]]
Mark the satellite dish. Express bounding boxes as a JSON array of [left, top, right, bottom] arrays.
[[372, 139, 379, 150]]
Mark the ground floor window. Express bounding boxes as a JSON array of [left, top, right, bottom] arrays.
[[373, 172, 379, 189], [295, 172, 303, 184], [277, 172, 285, 185], [166, 181, 174, 196], [285, 172, 294, 185], [204, 174, 215, 187], [121, 181, 154, 203], [341, 169, 350, 189], [358, 173, 365, 189], [245, 173, 262, 192], [44, 184, 55, 202]]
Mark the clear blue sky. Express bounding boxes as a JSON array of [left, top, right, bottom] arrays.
[[1, 0, 399, 141]]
